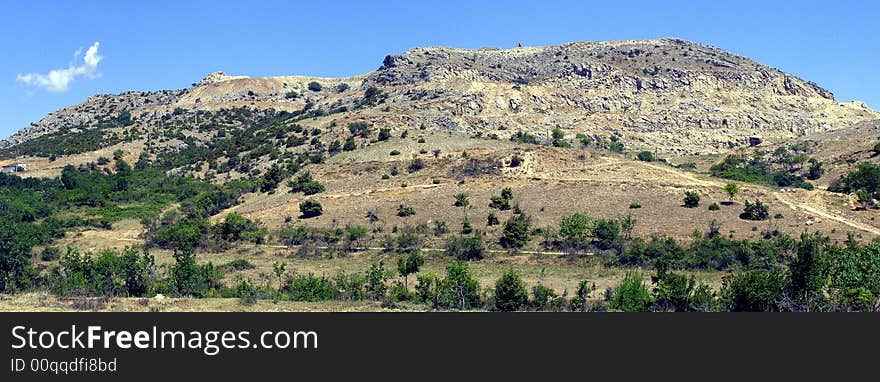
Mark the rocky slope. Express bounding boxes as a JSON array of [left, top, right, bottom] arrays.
[[3, 38, 878, 155]]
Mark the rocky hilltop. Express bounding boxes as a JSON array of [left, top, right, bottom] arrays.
[[3, 38, 878, 154]]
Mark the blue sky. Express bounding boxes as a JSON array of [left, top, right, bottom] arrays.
[[2, 0, 877, 139]]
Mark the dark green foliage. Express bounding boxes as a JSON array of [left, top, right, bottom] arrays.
[[299, 200, 323, 218], [286, 273, 334, 302], [446, 232, 485, 261], [500, 214, 531, 249], [510, 131, 539, 144], [215, 212, 265, 243], [288, 172, 324, 195], [378, 128, 392, 141], [343, 136, 357, 151], [50, 247, 155, 297], [509, 155, 523, 167], [708, 202, 720, 211], [831, 162, 880, 194], [150, 215, 210, 250], [487, 212, 499, 226], [559, 213, 593, 249], [720, 270, 786, 311], [260, 164, 285, 193], [606, 141, 624, 153], [0, 127, 120, 159], [806, 159, 824, 180], [683, 191, 700, 208], [494, 270, 528, 311], [609, 273, 652, 312], [307, 81, 322, 91], [365, 261, 390, 300], [170, 249, 221, 297], [593, 219, 621, 251], [636, 151, 655, 162], [436, 262, 481, 310], [408, 158, 424, 173], [710, 155, 813, 189], [629, 201, 641, 209], [397, 251, 424, 289], [335, 83, 350, 93], [396, 204, 415, 217], [489, 195, 511, 210], [740, 200, 770, 221]]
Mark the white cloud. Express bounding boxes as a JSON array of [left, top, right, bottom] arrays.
[[17, 42, 103, 92]]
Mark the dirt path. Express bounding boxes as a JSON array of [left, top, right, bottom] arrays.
[[773, 192, 880, 236]]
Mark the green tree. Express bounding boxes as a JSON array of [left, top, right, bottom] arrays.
[[720, 270, 785, 312], [397, 251, 424, 290], [559, 213, 593, 249], [683, 191, 701, 208], [636, 151, 655, 162], [501, 214, 531, 249], [724, 183, 740, 204], [610, 273, 652, 312], [453, 192, 470, 222], [446, 232, 484, 261], [299, 200, 323, 218], [494, 269, 528, 311]]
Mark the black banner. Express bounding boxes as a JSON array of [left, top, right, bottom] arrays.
[[1, 313, 877, 380]]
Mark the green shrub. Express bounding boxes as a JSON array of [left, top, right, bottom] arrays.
[[708, 202, 720, 211], [609, 273, 652, 312], [446, 232, 484, 261], [636, 151, 655, 162], [683, 191, 701, 208], [719, 270, 785, 311], [500, 214, 531, 249], [396, 204, 415, 217], [629, 201, 641, 209], [299, 200, 323, 218], [494, 270, 528, 311], [307, 81, 322, 91], [740, 200, 769, 221]]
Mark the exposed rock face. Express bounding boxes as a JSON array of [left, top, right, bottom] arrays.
[[360, 39, 878, 154], [3, 38, 878, 155]]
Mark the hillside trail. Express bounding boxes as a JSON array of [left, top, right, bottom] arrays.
[[772, 192, 880, 236], [228, 154, 880, 237]]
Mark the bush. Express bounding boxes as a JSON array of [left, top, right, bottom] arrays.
[[487, 213, 499, 226], [494, 270, 528, 311], [397, 251, 424, 289], [170, 249, 221, 297], [436, 262, 481, 310], [708, 202, 720, 211], [559, 213, 593, 249], [396, 204, 415, 217], [740, 200, 769, 221], [335, 83, 350, 93], [636, 151, 655, 162], [683, 191, 701, 208], [389, 150, 400, 156], [307, 81, 322, 91], [720, 270, 785, 311], [593, 219, 621, 251], [299, 200, 323, 218], [408, 158, 424, 173], [510, 155, 523, 167], [50, 247, 156, 297], [629, 201, 641, 209], [215, 212, 264, 243], [609, 273, 652, 312], [446, 232, 484, 261], [378, 128, 392, 141], [500, 214, 531, 249]]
